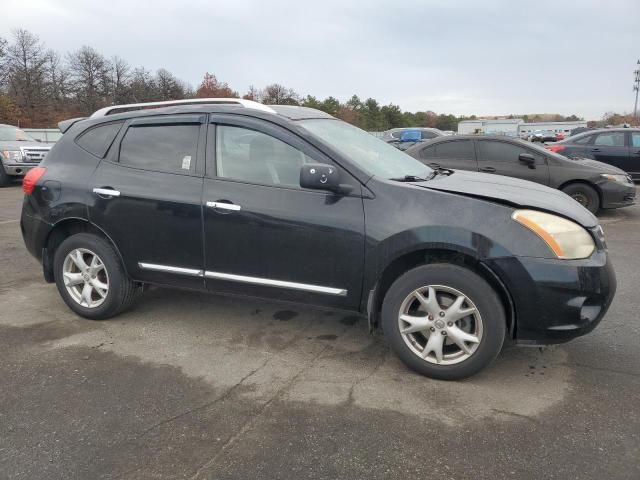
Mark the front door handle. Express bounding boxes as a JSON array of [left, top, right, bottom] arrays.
[[591, 148, 600, 152], [206, 201, 241, 211], [93, 187, 121, 197], [479, 167, 496, 173]]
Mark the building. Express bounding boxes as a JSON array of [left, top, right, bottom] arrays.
[[517, 121, 587, 138], [457, 118, 523, 136]]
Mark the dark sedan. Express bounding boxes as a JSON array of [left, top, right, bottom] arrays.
[[405, 135, 636, 213], [546, 128, 640, 180]]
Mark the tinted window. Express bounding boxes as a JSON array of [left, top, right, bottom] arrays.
[[77, 122, 124, 158], [119, 123, 199, 173], [216, 126, 314, 187], [432, 140, 475, 160], [421, 131, 438, 140], [477, 141, 543, 163], [420, 145, 435, 159], [573, 134, 592, 145], [594, 132, 624, 146], [632, 132, 640, 147]]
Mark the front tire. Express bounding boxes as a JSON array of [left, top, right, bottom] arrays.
[[53, 233, 139, 319], [0, 164, 10, 187], [561, 183, 600, 214], [381, 264, 506, 380]]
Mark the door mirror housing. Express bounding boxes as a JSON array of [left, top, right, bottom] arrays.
[[300, 163, 352, 194], [519, 153, 536, 168]]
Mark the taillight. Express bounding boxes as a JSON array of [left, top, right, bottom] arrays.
[[545, 145, 566, 153], [22, 167, 47, 194]]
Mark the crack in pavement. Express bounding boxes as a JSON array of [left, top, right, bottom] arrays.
[[188, 343, 332, 480]]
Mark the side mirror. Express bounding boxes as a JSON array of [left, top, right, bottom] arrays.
[[300, 163, 351, 194], [519, 153, 536, 168]]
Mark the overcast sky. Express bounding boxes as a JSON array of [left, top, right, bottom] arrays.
[[3, 0, 639, 119]]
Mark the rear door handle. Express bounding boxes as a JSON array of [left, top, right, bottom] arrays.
[[591, 148, 600, 152], [206, 201, 241, 211], [93, 187, 121, 197], [428, 162, 441, 169], [479, 167, 496, 173]]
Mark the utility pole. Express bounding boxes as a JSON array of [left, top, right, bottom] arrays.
[[634, 59, 640, 121]]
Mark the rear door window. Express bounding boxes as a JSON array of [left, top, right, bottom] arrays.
[[119, 123, 200, 174], [432, 140, 475, 160], [631, 132, 640, 148]]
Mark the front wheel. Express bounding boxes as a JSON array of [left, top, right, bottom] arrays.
[[0, 164, 10, 187], [53, 233, 140, 319], [381, 264, 506, 380], [561, 183, 600, 214]]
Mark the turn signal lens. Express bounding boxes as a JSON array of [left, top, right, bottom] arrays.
[[512, 209, 595, 259], [22, 167, 47, 194], [545, 145, 565, 153]]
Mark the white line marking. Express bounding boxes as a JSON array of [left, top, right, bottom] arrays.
[[0, 219, 19, 225]]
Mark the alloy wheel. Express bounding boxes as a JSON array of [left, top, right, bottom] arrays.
[[397, 285, 483, 365], [62, 248, 109, 308]]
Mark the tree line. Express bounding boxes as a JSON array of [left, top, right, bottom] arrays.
[[0, 28, 595, 131]]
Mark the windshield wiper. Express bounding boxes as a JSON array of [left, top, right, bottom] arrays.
[[389, 175, 429, 182]]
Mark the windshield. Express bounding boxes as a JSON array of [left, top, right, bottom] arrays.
[[299, 119, 432, 179], [0, 126, 37, 142]]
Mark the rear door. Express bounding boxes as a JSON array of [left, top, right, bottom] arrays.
[[476, 139, 550, 185], [418, 139, 478, 171], [201, 114, 365, 310], [88, 115, 206, 289], [589, 131, 628, 170], [626, 131, 640, 178]]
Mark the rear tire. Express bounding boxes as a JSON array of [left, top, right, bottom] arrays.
[[381, 263, 506, 380], [53, 233, 139, 320], [561, 183, 600, 214]]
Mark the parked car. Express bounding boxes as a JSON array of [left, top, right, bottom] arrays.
[[22, 128, 64, 144], [405, 135, 635, 213], [0, 124, 51, 186], [382, 127, 444, 143], [555, 132, 565, 141], [546, 128, 640, 180], [21, 98, 616, 380], [529, 129, 556, 143]]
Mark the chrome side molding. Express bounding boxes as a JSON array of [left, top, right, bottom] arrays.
[[137, 262, 347, 296], [138, 262, 203, 277], [204, 271, 347, 296]]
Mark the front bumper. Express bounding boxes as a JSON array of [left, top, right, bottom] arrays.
[[485, 249, 616, 345], [2, 162, 40, 177], [599, 180, 636, 209]]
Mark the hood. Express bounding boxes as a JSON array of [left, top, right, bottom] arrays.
[[572, 157, 627, 174], [0, 140, 51, 150], [417, 170, 597, 228]]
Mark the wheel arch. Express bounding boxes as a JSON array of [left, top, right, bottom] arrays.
[[558, 179, 602, 207], [42, 217, 127, 282], [365, 247, 516, 338]]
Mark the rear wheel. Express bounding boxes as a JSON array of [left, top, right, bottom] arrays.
[[381, 264, 506, 380], [53, 233, 139, 319], [561, 183, 600, 214]]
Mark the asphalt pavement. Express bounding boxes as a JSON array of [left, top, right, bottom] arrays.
[[0, 183, 638, 480]]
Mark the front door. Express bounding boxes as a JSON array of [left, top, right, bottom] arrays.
[[476, 139, 550, 185], [88, 114, 206, 289], [590, 131, 629, 171], [202, 115, 365, 309]]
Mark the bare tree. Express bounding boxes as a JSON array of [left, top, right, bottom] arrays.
[[196, 72, 237, 98], [129, 67, 158, 103], [111, 56, 131, 104], [242, 85, 260, 101], [45, 50, 71, 106], [68, 45, 112, 114], [260, 84, 300, 105], [156, 68, 185, 100], [4, 29, 48, 124]]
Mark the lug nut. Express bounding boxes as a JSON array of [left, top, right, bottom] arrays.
[[428, 315, 433, 320], [439, 311, 445, 317], [430, 327, 436, 332], [441, 331, 447, 335], [447, 322, 453, 327]]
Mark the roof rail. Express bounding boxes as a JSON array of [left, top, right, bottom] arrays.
[[89, 98, 276, 118]]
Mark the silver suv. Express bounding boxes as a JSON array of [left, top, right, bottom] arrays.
[[0, 124, 51, 186]]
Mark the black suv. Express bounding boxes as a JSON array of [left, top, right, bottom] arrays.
[[20, 99, 616, 380]]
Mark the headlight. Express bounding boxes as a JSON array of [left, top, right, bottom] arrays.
[[601, 174, 632, 185], [512, 209, 595, 259], [1, 150, 24, 162]]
